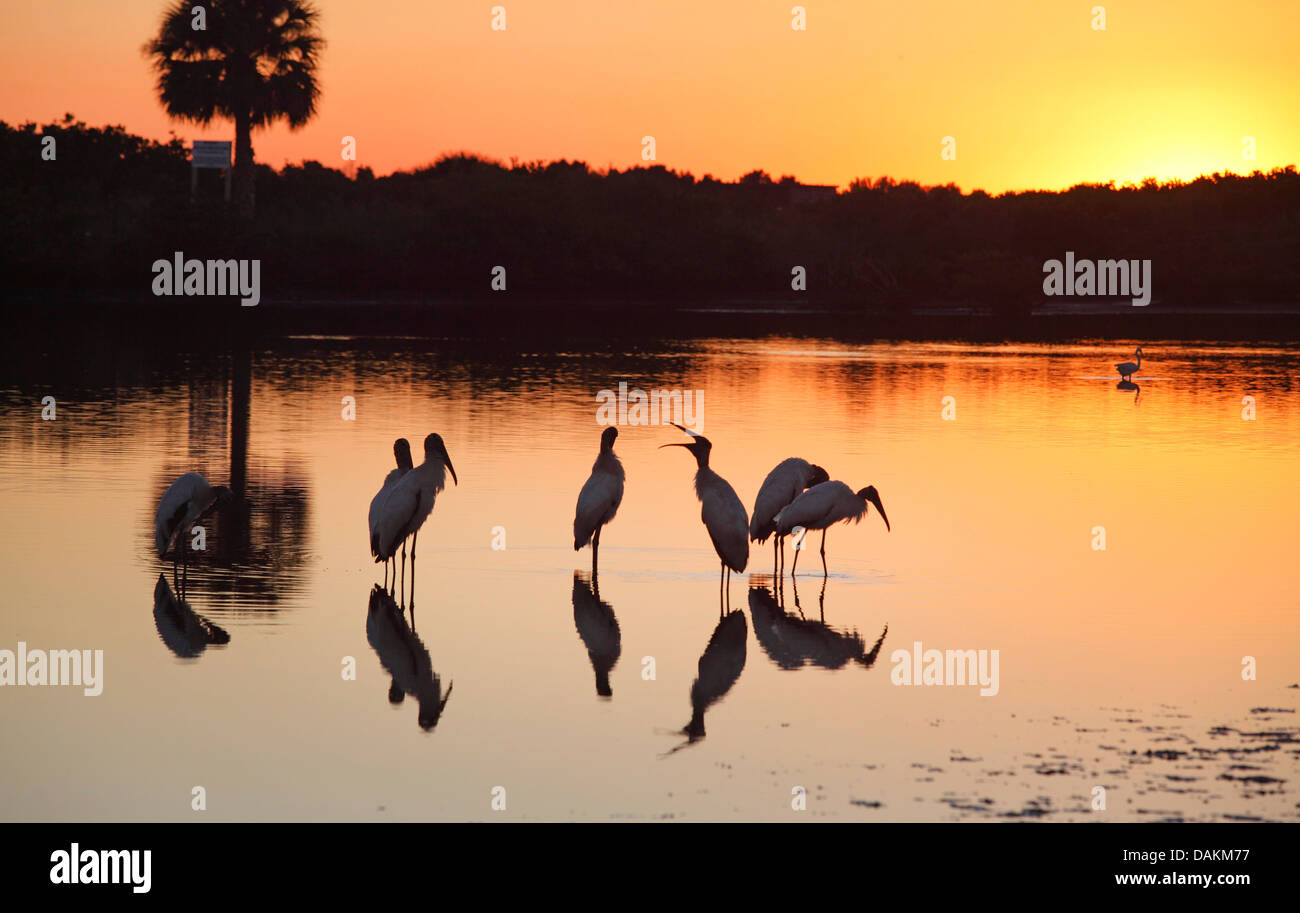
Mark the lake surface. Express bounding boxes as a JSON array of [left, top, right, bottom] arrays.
[[1, 335, 1297, 821]]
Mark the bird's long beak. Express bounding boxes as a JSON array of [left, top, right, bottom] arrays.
[[865, 488, 891, 532], [443, 454, 458, 485], [659, 442, 691, 450]]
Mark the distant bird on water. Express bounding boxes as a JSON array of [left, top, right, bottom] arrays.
[[1115, 346, 1143, 380], [775, 480, 890, 578], [154, 471, 232, 585], [661, 424, 749, 595], [573, 427, 625, 573], [750, 458, 829, 574], [371, 433, 457, 570], [368, 438, 414, 584]]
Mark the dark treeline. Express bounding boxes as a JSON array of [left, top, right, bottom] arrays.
[[3, 116, 1298, 311]]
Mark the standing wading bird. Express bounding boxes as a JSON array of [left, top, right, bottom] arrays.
[[155, 471, 233, 590], [1115, 346, 1143, 380], [775, 480, 890, 578], [661, 424, 749, 600], [750, 458, 829, 576], [371, 433, 457, 596], [573, 427, 625, 574], [368, 438, 414, 587]]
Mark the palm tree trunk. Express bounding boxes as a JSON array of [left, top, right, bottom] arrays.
[[233, 109, 255, 217]]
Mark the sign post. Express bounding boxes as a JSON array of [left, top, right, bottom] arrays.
[[191, 141, 233, 202]]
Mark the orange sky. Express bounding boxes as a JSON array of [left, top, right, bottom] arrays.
[[2, 0, 1296, 192]]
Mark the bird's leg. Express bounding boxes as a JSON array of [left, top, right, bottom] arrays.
[[820, 529, 828, 577], [722, 561, 733, 619], [410, 531, 417, 562], [819, 575, 827, 622], [593, 526, 601, 575], [791, 541, 800, 579], [773, 538, 778, 578]]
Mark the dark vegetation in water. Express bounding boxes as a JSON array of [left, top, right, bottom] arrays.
[[3, 115, 1299, 315]]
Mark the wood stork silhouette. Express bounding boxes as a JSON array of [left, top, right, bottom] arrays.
[[371, 433, 457, 602], [154, 471, 232, 591], [368, 438, 414, 587], [660, 423, 749, 602], [750, 458, 829, 576], [775, 480, 890, 578], [573, 427, 625, 574]]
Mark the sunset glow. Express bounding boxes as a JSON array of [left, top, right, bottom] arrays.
[[3, 0, 1296, 191]]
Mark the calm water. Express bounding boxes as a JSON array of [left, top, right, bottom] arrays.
[[1, 336, 1297, 821]]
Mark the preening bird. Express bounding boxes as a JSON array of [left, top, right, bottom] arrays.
[[774, 480, 890, 577], [573, 427, 625, 573], [154, 471, 232, 585], [368, 438, 414, 583], [661, 424, 749, 594], [1115, 346, 1143, 380], [371, 433, 457, 568], [750, 458, 829, 573]]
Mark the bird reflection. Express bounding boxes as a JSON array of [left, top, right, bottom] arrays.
[[1116, 379, 1141, 404], [666, 610, 747, 753], [152, 573, 230, 659], [749, 577, 887, 671], [365, 585, 452, 731], [572, 572, 621, 698]]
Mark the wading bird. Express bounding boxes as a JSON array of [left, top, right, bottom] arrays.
[[775, 480, 890, 578], [661, 424, 749, 598], [369, 438, 414, 586], [1115, 346, 1143, 380], [372, 433, 457, 587], [750, 458, 829, 575], [573, 427, 625, 573], [154, 471, 232, 588]]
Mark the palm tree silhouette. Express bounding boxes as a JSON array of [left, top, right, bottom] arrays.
[[144, 0, 324, 215]]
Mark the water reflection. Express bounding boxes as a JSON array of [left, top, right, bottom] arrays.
[[365, 585, 452, 731], [571, 572, 621, 698], [1116, 379, 1141, 404], [667, 610, 748, 752], [152, 573, 230, 659], [749, 578, 888, 671]]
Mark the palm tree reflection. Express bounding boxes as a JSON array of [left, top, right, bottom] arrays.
[[572, 572, 621, 698], [365, 585, 452, 731]]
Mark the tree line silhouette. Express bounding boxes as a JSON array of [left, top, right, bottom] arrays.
[[3, 116, 1297, 313]]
